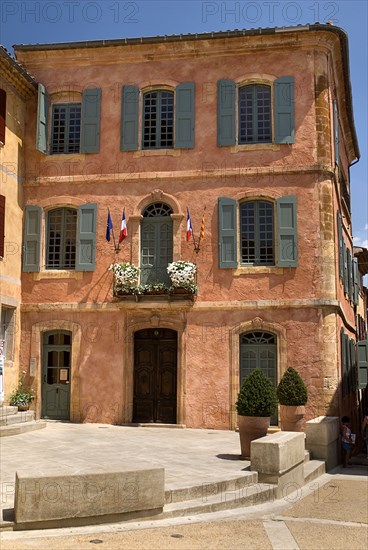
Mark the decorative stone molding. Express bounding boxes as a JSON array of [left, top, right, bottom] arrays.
[[29, 320, 82, 422]]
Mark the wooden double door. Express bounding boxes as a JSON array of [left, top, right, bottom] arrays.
[[133, 329, 177, 424]]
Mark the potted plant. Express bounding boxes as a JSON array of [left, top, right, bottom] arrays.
[[236, 368, 277, 459], [276, 367, 308, 431], [167, 261, 197, 294], [9, 376, 34, 411], [109, 262, 140, 295]]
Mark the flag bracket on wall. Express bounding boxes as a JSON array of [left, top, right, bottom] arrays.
[[106, 208, 128, 252], [187, 207, 206, 254]]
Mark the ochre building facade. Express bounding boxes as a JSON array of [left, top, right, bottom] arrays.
[[10, 24, 366, 429]]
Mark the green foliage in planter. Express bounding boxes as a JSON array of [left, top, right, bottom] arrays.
[[276, 367, 308, 406], [236, 368, 277, 417], [9, 376, 34, 407]]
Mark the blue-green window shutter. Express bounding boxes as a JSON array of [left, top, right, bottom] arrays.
[[337, 211, 343, 280], [357, 340, 368, 389], [217, 80, 235, 146], [274, 76, 294, 144], [36, 84, 49, 154], [23, 206, 42, 272], [218, 197, 237, 268], [353, 258, 359, 305], [80, 89, 101, 154], [76, 203, 97, 271], [175, 82, 195, 149], [342, 239, 348, 294], [347, 248, 353, 302], [121, 85, 139, 151], [333, 100, 339, 168], [276, 195, 298, 267]]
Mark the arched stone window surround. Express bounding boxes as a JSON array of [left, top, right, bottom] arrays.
[[130, 190, 184, 266], [229, 318, 287, 429]]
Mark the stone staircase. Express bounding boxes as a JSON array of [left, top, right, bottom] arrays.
[[0, 405, 47, 437]]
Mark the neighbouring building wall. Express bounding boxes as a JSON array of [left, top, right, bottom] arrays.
[[0, 51, 37, 400]]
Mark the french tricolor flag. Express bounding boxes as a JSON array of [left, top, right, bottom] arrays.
[[186, 209, 193, 242], [119, 210, 128, 243]]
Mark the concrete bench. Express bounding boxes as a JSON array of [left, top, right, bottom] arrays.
[[250, 431, 305, 498], [14, 464, 165, 529]]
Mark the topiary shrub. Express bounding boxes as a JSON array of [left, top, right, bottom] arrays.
[[276, 367, 308, 406], [236, 368, 277, 417]]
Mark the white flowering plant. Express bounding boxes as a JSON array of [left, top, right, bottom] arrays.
[[167, 261, 197, 293], [109, 262, 139, 293]]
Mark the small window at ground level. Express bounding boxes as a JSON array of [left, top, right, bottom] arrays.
[[46, 208, 77, 269], [51, 104, 81, 154]]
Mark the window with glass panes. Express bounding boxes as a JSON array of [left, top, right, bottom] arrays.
[[240, 201, 274, 265], [143, 91, 174, 149], [238, 84, 271, 144], [46, 208, 77, 269], [51, 104, 81, 154]]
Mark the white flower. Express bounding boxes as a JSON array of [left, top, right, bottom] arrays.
[[167, 261, 197, 289]]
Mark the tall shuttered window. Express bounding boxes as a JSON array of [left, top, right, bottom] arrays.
[[51, 104, 81, 154], [143, 91, 174, 149], [0, 306, 15, 360], [239, 85, 271, 144], [240, 201, 274, 265], [46, 208, 77, 269]]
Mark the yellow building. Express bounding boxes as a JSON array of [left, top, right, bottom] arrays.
[[0, 47, 37, 399]]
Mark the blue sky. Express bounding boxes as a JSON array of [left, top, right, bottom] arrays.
[[1, 0, 367, 249]]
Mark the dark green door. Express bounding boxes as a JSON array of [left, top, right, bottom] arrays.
[[42, 331, 72, 420], [140, 203, 173, 286], [240, 331, 277, 425]]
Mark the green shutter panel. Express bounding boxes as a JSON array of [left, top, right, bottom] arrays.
[[76, 203, 97, 271], [274, 76, 295, 144], [80, 89, 101, 154], [347, 248, 353, 302], [218, 197, 237, 268], [23, 206, 42, 272], [357, 340, 368, 389], [342, 239, 348, 294], [121, 85, 139, 151], [333, 100, 339, 168], [337, 211, 343, 280], [175, 82, 195, 149], [353, 257, 359, 305], [276, 195, 298, 267], [217, 80, 235, 146], [36, 84, 48, 153]]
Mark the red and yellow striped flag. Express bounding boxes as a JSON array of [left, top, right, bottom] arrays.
[[199, 207, 206, 242]]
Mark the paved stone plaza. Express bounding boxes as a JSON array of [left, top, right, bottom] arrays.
[[1, 422, 367, 549]]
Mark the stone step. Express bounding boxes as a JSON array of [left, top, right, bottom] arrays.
[[161, 482, 277, 519], [303, 459, 326, 484], [165, 471, 257, 504], [304, 449, 311, 463], [0, 420, 47, 437], [0, 406, 18, 417], [0, 410, 35, 426]]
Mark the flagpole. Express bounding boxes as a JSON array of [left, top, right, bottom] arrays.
[[195, 206, 206, 253], [108, 208, 118, 252]]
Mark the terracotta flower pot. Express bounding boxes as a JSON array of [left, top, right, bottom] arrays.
[[279, 405, 305, 431], [238, 415, 271, 459]]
